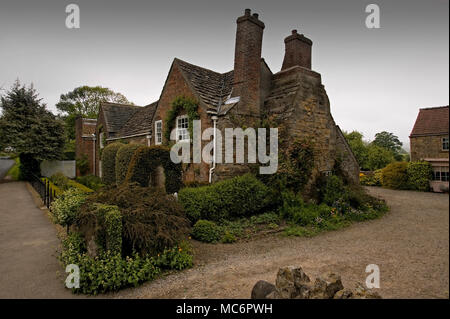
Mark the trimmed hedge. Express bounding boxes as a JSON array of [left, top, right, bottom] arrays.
[[191, 220, 222, 243], [115, 144, 143, 185], [125, 146, 182, 194], [407, 161, 432, 191], [101, 143, 123, 185], [381, 162, 409, 189], [178, 173, 272, 223]]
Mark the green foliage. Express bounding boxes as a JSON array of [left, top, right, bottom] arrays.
[[179, 173, 272, 223], [359, 170, 382, 186], [154, 241, 193, 271], [50, 188, 87, 227], [0, 81, 65, 164], [381, 162, 409, 189], [48, 172, 94, 193], [104, 205, 122, 254], [56, 86, 132, 140], [406, 161, 432, 191], [367, 144, 395, 170], [76, 154, 90, 176], [82, 183, 190, 256], [321, 175, 346, 206], [126, 145, 182, 193], [163, 96, 199, 142], [6, 156, 20, 181], [115, 144, 143, 184], [18, 153, 40, 180], [75, 175, 105, 191], [373, 131, 403, 154], [192, 220, 222, 243], [101, 143, 123, 185], [221, 231, 237, 244], [343, 131, 369, 169]]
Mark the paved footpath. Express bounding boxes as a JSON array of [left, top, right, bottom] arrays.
[[0, 182, 85, 298]]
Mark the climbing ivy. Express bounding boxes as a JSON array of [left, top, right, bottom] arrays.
[[163, 96, 199, 143]]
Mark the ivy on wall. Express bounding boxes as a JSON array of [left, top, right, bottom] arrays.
[[163, 96, 199, 143]]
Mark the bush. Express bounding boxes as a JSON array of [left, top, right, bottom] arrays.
[[192, 220, 222, 243], [48, 172, 94, 193], [179, 173, 272, 223], [81, 183, 190, 256], [75, 175, 105, 191], [221, 231, 237, 243], [50, 188, 87, 227], [76, 154, 90, 176], [115, 144, 143, 185], [154, 241, 193, 270], [101, 143, 123, 185], [359, 170, 382, 186], [126, 145, 182, 194], [381, 162, 409, 189], [407, 161, 432, 191], [321, 175, 346, 206]]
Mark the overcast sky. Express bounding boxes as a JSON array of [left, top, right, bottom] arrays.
[[0, 0, 448, 150]]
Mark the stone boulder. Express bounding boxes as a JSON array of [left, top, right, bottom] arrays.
[[251, 280, 276, 299]]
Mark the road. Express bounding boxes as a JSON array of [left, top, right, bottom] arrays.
[[0, 158, 15, 180]]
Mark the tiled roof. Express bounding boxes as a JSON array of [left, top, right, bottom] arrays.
[[116, 101, 158, 137], [175, 58, 234, 113], [410, 106, 449, 137], [101, 102, 140, 134]]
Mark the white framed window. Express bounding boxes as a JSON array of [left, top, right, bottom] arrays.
[[433, 166, 449, 182], [155, 120, 162, 145], [442, 137, 449, 151], [176, 115, 189, 141]]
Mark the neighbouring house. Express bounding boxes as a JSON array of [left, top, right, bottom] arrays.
[[410, 105, 449, 192], [76, 9, 359, 187], [75, 117, 97, 176]]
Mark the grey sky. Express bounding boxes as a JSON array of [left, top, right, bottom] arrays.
[[0, 0, 448, 150]]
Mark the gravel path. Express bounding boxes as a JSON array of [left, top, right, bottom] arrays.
[[114, 187, 449, 299]]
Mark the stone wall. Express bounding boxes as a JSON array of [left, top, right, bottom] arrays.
[[410, 134, 449, 161]]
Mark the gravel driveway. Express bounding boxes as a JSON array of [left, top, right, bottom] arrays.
[[114, 187, 449, 299]]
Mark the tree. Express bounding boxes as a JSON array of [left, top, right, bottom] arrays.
[[343, 130, 369, 169], [56, 86, 132, 140], [372, 131, 403, 154], [0, 80, 65, 179], [366, 144, 395, 170]]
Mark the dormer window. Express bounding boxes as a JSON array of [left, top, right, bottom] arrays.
[[176, 115, 189, 141]]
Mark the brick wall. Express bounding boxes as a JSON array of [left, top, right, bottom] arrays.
[[75, 117, 97, 177]]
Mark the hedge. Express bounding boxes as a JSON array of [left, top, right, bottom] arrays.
[[407, 161, 432, 191], [125, 146, 182, 194], [191, 220, 222, 243], [115, 144, 143, 185], [381, 162, 409, 189], [101, 143, 123, 185], [178, 173, 272, 223]]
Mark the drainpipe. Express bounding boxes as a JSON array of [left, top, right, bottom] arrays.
[[91, 134, 96, 176], [146, 134, 151, 146], [209, 115, 218, 183]]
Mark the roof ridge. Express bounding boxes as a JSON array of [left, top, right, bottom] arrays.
[[419, 105, 449, 110], [101, 101, 140, 108], [174, 57, 232, 76]]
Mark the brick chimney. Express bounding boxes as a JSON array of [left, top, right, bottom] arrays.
[[281, 30, 312, 70], [232, 9, 265, 117]]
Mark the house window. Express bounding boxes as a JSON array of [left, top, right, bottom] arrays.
[[155, 120, 162, 145], [176, 115, 189, 141], [433, 166, 449, 182], [442, 137, 449, 151]]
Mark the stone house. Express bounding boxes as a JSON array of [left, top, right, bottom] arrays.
[[410, 105, 449, 192], [76, 9, 359, 186]]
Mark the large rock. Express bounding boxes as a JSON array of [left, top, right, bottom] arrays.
[[275, 266, 311, 299], [351, 282, 382, 299], [251, 280, 276, 299], [310, 272, 344, 299]]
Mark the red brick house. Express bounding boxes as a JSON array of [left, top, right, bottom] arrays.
[[76, 9, 359, 186], [410, 105, 449, 192]]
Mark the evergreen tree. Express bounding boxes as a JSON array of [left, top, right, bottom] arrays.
[[0, 80, 65, 179]]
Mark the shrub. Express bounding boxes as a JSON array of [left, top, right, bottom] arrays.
[[381, 162, 409, 189], [126, 145, 182, 194], [48, 172, 94, 193], [76, 154, 90, 176], [101, 143, 123, 185], [407, 161, 432, 191], [221, 231, 237, 243], [82, 183, 190, 256], [115, 144, 143, 185], [50, 188, 87, 227], [75, 175, 105, 191], [359, 170, 382, 186], [154, 241, 193, 270], [192, 220, 222, 243], [179, 173, 272, 223], [321, 175, 346, 206]]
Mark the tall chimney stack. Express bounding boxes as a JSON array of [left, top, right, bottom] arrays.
[[281, 30, 312, 70], [232, 9, 265, 117]]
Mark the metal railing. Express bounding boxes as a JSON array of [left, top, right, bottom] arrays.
[[30, 174, 56, 209]]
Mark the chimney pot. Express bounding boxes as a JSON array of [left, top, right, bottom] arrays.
[[281, 30, 313, 70], [245, 8, 251, 16], [253, 13, 259, 19], [292, 29, 297, 34]]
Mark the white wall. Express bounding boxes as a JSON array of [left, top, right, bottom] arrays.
[[40, 160, 76, 178]]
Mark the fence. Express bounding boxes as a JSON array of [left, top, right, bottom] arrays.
[[30, 173, 56, 210]]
